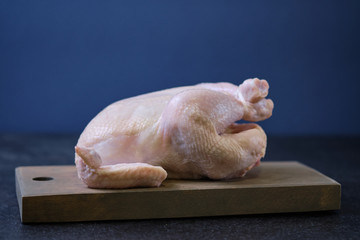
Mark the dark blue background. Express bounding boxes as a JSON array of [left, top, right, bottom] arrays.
[[1, 0, 359, 135]]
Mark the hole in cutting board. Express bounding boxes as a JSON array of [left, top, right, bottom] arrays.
[[32, 177, 54, 181]]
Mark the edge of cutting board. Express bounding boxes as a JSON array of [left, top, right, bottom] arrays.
[[15, 161, 341, 223]]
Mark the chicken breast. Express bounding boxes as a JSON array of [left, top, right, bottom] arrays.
[[75, 78, 274, 188]]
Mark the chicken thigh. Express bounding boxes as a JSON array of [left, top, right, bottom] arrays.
[[75, 78, 274, 188]]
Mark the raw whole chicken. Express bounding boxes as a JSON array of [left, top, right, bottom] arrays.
[[75, 78, 274, 189]]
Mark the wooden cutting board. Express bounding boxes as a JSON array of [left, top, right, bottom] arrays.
[[15, 161, 340, 223]]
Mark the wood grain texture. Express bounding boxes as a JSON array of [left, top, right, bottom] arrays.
[[15, 161, 341, 223]]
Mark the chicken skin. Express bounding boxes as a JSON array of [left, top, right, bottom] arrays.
[[75, 78, 274, 188]]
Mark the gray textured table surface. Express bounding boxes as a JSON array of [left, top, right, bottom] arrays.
[[1, 134, 359, 239]]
